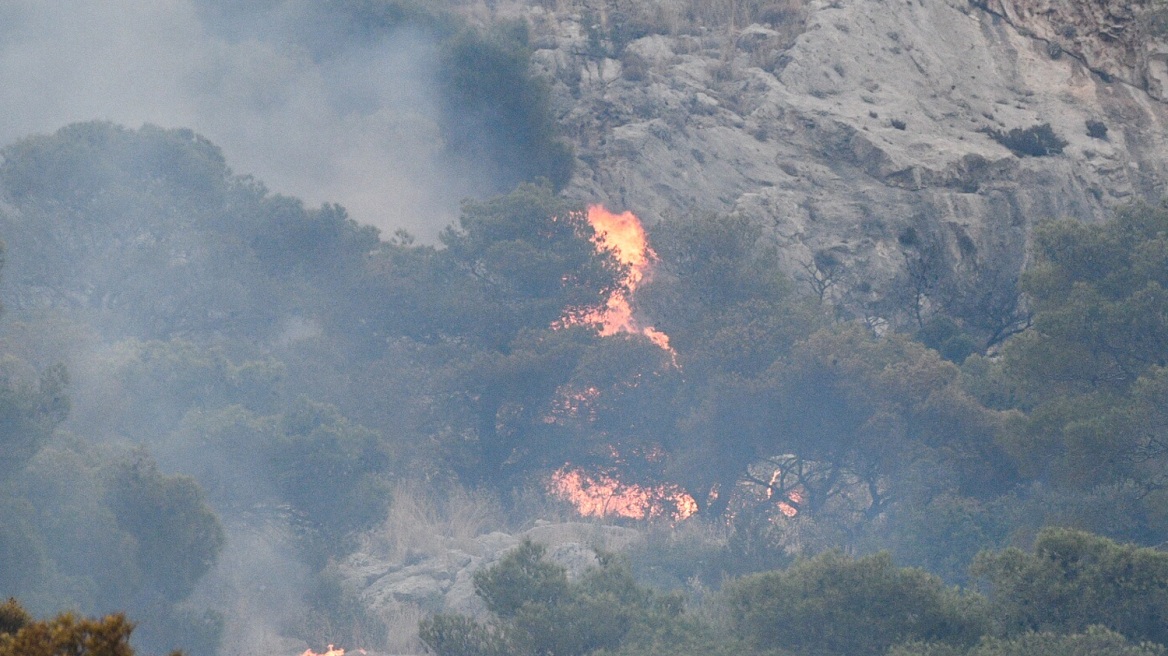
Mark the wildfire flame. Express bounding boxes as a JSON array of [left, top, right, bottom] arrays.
[[549, 466, 698, 521], [561, 205, 673, 353], [301, 647, 364, 656], [545, 206, 689, 521], [765, 469, 801, 517]]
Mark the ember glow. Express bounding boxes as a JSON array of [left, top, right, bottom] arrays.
[[302, 646, 362, 656], [549, 466, 698, 521], [562, 205, 673, 353], [765, 469, 802, 517]]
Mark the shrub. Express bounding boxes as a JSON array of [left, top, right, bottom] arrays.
[[1086, 119, 1108, 140], [983, 123, 1067, 157], [725, 551, 989, 656], [438, 23, 575, 191], [972, 528, 1168, 645]]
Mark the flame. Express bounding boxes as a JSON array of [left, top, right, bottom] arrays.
[[549, 466, 697, 521], [301, 647, 352, 656], [764, 469, 801, 517], [560, 205, 674, 353], [544, 386, 601, 424]]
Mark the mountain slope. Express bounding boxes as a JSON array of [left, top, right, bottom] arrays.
[[511, 0, 1168, 331]]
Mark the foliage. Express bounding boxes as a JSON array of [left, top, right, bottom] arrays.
[[438, 24, 574, 191], [171, 398, 393, 542], [421, 540, 732, 656], [972, 528, 1168, 645], [1007, 203, 1168, 397], [0, 599, 30, 636], [0, 598, 184, 656], [725, 550, 988, 656], [983, 123, 1067, 157], [892, 626, 1166, 656], [105, 455, 224, 604], [0, 612, 138, 656], [994, 204, 1168, 527]]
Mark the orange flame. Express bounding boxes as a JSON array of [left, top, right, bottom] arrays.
[[302, 647, 366, 656], [549, 466, 697, 521], [561, 205, 673, 353], [765, 469, 801, 517]]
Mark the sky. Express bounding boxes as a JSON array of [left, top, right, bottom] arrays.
[[0, 0, 476, 241]]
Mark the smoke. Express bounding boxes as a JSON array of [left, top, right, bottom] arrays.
[[0, 0, 483, 241]]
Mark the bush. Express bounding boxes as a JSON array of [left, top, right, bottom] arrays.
[[725, 551, 988, 656], [0, 601, 168, 656], [892, 626, 1167, 656], [1086, 119, 1108, 140], [438, 24, 574, 191], [422, 540, 729, 656], [983, 123, 1067, 157], [972, 528, 1168, 645]]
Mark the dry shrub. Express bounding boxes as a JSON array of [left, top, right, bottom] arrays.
[[378, 602, 427, 655], [362, 481, 505, 562]]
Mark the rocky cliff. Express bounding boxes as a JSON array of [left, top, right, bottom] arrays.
[[489, 0, 1168, 326]]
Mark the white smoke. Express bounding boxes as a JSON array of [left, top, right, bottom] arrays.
[[0, 0, 480, 241]]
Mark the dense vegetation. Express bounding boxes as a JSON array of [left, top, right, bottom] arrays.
[[0, 118, 1165, 655], [0, 12, 1165, 647], [421, 529, 1168, 656]]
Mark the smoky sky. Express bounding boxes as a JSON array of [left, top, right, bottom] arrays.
[[0, 0, 484, 242]]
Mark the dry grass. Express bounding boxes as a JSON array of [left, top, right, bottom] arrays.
[[361, 480, 507, 562], [379, 602, 428, 655]]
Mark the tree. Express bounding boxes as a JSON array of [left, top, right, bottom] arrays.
[[892, 626, 1167, 656], [0, 598, 183, 656], [420, 541, 729, 656], [971, 527, 1168, 645], [0, 363, 69, 481], [992, 204, 1168, 527], [438, 23, 574, 191], [675, 324, 1014, 520], [105, 456, 224, 604], [725, 550, 988, 656], [1006, 203, 1168, 399]]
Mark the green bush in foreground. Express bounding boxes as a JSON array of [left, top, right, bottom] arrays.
[[420, 540, 739, 656], [891, 625, 1166, 656], [725, 550, 988, 656]]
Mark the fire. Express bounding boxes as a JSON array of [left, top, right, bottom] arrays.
[[765, 469, 801, 517], [549, 466, 698, 521], [301, 647, 351, 656], [561, 205, 674, 353], [301, 647, 366, 656]]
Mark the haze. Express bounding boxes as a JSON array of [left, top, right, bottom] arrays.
[[0, 0, 475, 241]]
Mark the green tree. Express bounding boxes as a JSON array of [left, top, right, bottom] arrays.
[[105, 456, 224, 604], [0, 598, 184, 656], [169, 398, 392, 543], [1006, 203, 1168, 399], [725, 550, 988, 656], [971, 527, 1168, 645], [991, 203, 1168, 532], [421, 541, 726, 656], [892, 626, 1166, 656], [0, 363, 69, 481], [439, 23, 574, 191]]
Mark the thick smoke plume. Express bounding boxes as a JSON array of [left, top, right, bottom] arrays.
[[0, 0, 483, 241]]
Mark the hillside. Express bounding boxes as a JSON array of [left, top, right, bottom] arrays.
[[0, 2, 1167, 656], [509, 0, 1168, 331]]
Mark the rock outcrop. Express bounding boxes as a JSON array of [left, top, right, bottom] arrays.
[[499, 0, 1168, 325], [337, 521, 643, 622]]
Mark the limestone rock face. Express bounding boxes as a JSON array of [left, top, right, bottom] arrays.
[[515, 0, 1168, 325], [337, 522, 643, 622]]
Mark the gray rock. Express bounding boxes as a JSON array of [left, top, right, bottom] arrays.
[[513, 0, 1168, 331]]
